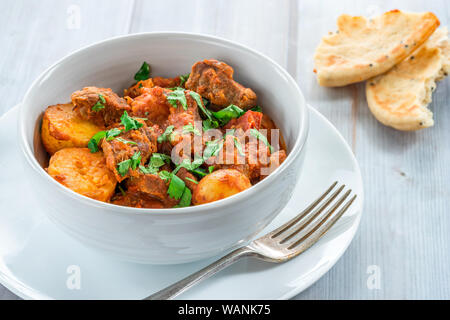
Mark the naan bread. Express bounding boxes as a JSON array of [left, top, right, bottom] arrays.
[[366, 28, 450, 131], [314, 10, 440, 87]]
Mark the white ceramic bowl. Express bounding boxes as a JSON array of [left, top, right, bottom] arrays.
[[18, 32, 309, 264]]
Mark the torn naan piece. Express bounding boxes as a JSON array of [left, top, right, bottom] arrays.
[[366, 28, 450, 131], [314, 10, 440, 87]]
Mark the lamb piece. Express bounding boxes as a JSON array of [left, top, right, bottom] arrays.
[[111, 192, 165, 209], [71, 87, 131, 127], [125, 173, 178, 208], [185, 59, 257, 109], [124, 77, 181, 98], [224, 110, 262, 132], [130, 86, 172, 126], [101, 124, 160, 182]]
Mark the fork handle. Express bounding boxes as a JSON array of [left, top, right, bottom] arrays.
[[144, 246, 254, 300]]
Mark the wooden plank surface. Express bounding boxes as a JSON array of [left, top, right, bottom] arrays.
[[0, 0, 449, 300]]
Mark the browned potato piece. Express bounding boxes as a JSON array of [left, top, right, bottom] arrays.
[[41, 103, 103, 155], [47, 148, 117, 202], [192, 169, 251, 205]]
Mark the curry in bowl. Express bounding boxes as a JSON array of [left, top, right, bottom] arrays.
[[40, 59, 286, 208]]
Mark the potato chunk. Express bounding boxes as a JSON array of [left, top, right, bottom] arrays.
[[192, 169, 251, 205], [47, 148, 117, 202], [41, 103, 103, 155]]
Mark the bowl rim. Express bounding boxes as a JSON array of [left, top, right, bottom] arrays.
[[19, 31, 309, 216]]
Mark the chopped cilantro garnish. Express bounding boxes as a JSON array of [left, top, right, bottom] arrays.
[[158, 170, 171, 181], [202, 119, 220, 131], [189, 91, 215, 122], [212, 104, 245, 126], [118, 185, 126, 197], [139, 164, 158, 175], [250, 129, 274, 153], [92, 94, 106, 112], [150, 153, 171, 167], [88, 128, 123, 153], [233, 137, 245, 156], [208, 166, 215, 173], [120, 111, 143, 131], [185, 177, 198, 184], [157, 125, 175, 143], [166, 87, 187, 110], [250, 106, 262, 112], [115, 137, 137, 145], [134, 62, 151, 81], [117, 151, 141, 176], [167, 174, 185, 200], [203, 139, 224, 160], [174, 187, 192, 207], [179, 73, 190, 87], [182, 123, 201, 136]]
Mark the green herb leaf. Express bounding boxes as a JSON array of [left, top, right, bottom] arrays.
[[250, 128, 274, 153], [158, 170, 171, 181], [120, 111, 144, 131], [167, 174, 185, 200], [105, 128, 123, 140], [92, 94, 106, 112], [212, 104, 245, 126], [117, 159, 131, 177], [157, 125, 175, 143], [208, 166, 215, 173], [115, 137, 137, 145], [117, 151, 141, 176], [202, 119, 220, 131], [234, 137, 245, 156], [185, 177, 198, 184], [166, 87, 187, 110], [203, 139, 224, 160], [118, 185, 126, 196], [88, 131, 106, 153], [192, 167, 207, 177], [139, 164, 158, 175], [134, 62, 151, 81], [250, 106, 262, 112], [179, 73, 190, 87], [189, 91, 215, 122], [130, 151, 142, 170], [150, 153, 171, 168], [182, 123, 201, 136], [174, 187, 192, 207]]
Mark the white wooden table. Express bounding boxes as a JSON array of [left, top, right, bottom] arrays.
[[1, 0, 449, 300]]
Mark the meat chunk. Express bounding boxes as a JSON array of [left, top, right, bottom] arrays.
[[130, 86, 172, 126], [71, 87, 131, 127], [224, 110, 262, 132], [124, 77, 181, 98], [185, 59, 257, 109], [111, 192, 165, 209], [101, 124, 160, 182], [125, 173, 178, 208]]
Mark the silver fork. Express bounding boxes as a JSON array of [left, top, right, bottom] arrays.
[[144, 181, 357, 300]]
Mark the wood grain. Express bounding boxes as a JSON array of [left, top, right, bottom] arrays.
[[0, 0, 449, 300]]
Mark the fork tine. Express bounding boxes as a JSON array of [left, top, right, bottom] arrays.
[[279, 184, 345, 244], [287, 193, 357, 251], [270, 181, 338, 239]]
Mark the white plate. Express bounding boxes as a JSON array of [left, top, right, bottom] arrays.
[[0, 104, 363, 300]]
